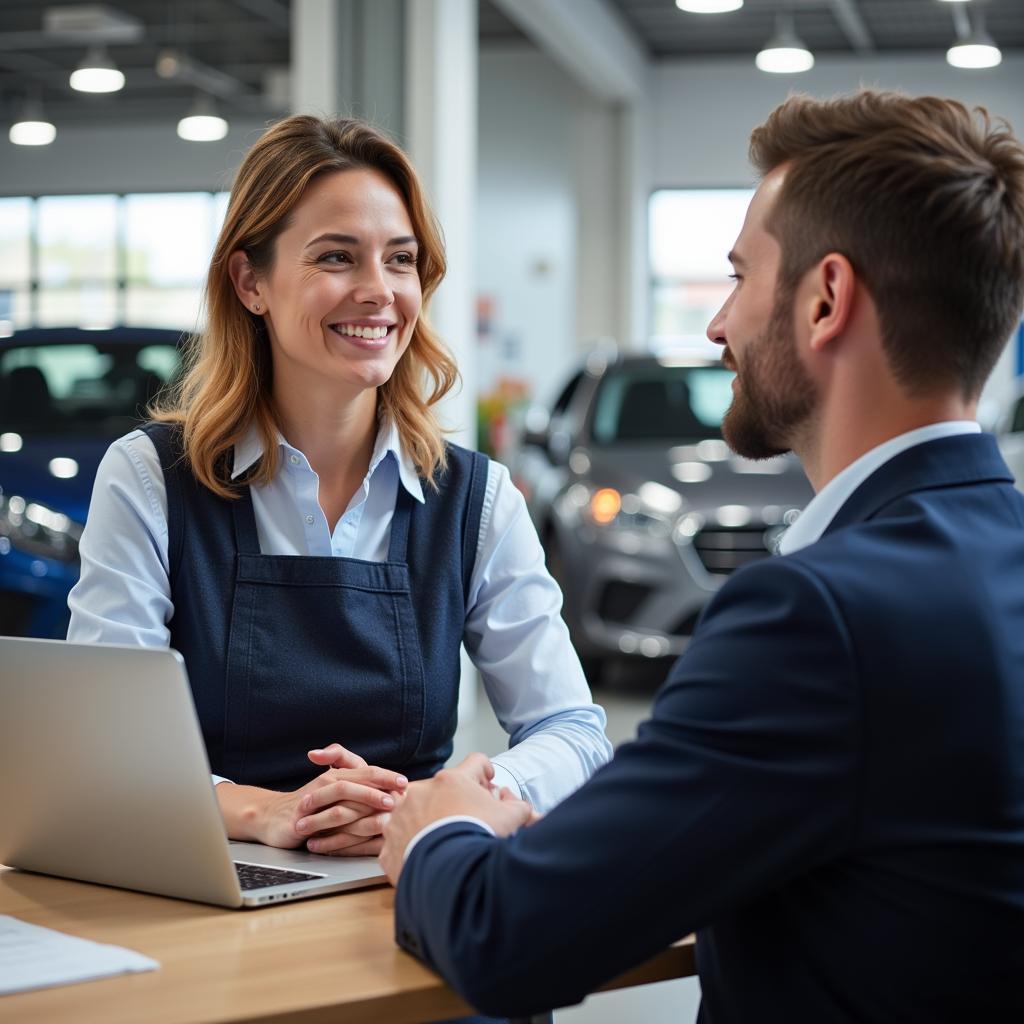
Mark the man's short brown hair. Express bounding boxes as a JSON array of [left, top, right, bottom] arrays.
[[750, 90, 1024, 399]]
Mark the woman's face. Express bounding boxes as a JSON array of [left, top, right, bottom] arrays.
[[251, 167, 422, 399]]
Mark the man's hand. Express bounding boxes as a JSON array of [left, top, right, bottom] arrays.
[[379, 767, 533, 885]]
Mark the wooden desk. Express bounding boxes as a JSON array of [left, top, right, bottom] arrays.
[[0, 867, 696, 1023]]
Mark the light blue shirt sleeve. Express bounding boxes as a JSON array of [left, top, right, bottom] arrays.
[[464, 462, 612, 812], [67, 430, 173, 648], [68, 432, 611, 807]]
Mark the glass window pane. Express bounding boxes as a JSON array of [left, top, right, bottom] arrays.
[[38, 195, 118, 285], [213, 191, 230, 234], [649, 189, 754, 352], [651, 280, 734, 348], [0, 288, 32, 333], [124, 285, 203, 330], [37, 285, 118, 328], [0, 340, 181, 436], [649, 189, 753, 280], [125, 193, 213, 286], [0, 198, 32, 285]]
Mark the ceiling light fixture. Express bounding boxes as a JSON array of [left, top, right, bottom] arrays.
[[947, 11, 1002, 69], [69, 46, 125, 93], [755, 13, 815, 74], [9, 97, 56, 146], [675, 0, 743, 12], [177, 95, 229, 142]]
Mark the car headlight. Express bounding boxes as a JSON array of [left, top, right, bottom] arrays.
[[585, 487, 673, 538], [0, 491, 83, 563]]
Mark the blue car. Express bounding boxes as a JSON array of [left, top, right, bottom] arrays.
[[0, 327, 184, 638]]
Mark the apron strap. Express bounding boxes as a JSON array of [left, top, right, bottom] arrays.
[[228, 447, 262, 555], [387, 484, 414, 562], [140, 422, 186, 578]]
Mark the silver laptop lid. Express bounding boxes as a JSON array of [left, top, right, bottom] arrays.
[[0, 638, 245, 906]]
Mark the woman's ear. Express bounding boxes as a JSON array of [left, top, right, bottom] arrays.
[[227, 250, 265, 314]]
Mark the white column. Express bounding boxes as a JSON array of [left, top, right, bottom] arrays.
[[404, 0, 478, 451], [291, 0, 404, 135], [405, 0, 480, 725], [291, 0, 346, 117]]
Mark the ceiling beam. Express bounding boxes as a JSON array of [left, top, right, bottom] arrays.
[[829, 0, 874, 54], [489, 0, 649, 103]]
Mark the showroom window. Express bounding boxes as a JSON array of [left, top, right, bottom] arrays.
[[0, 191, 229, 334], [649, 188, 754, 352]]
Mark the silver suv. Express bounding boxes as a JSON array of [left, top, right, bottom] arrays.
[[515, 353, 813, 683]]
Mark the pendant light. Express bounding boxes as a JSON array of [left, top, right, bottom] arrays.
[[755, 13, 814, 74], [947, 11, 1002, 69], [69, 46, 125, 93], [177, 95, 229, 142], [675, 1, 743, 12], [9, 97, 56, 146]]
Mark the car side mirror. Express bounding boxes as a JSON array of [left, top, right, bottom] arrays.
[[546, 428, 571, 465]]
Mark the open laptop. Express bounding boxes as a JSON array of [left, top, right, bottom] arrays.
[[0, 636, 386, 908]]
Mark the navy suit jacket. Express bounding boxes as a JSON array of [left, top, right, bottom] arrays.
[[395, 433, 1024, 1022]]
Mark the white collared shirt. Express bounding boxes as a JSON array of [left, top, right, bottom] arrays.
[[778, 421, 982, 556], [67, 421, 612, 812]]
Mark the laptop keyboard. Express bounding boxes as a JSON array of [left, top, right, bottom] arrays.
[[234, 861, 325, 891]]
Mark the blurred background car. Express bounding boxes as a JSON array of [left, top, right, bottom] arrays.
[[515, 352, 813, 684], [0, 326, 183, 638]]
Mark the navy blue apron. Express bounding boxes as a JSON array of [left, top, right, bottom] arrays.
[[145, 424, 518, 1023], [143, 422, 487, 791]]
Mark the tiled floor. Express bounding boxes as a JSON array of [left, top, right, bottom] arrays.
[[451, 661, 701, 1024]]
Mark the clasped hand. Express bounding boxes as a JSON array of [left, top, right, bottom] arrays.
[[258, 743, 407, 856], [256, 746, 517, 858]]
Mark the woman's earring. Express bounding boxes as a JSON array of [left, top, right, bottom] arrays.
[[252, 303, 262, 313]]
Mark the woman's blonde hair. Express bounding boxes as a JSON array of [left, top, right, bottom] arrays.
[[154, 115, 457, 496]]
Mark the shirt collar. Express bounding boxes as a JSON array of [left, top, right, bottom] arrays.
[[778, 420, 981, 556], [230, 418, 426, 504]]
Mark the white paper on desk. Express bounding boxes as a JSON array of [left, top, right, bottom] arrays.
[[0, 914, 159, 996]]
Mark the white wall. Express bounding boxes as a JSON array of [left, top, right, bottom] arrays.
[[650, 54, 1024, 407], [477, 45, 581, 410], [652, 54, 1024, 188], [0, 120, 268, 196]]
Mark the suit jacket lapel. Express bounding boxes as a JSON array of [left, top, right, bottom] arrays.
[[821, 433, 1014, 538]]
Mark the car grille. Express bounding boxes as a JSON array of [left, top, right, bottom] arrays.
[[692, 526, 773, 576], [597, 580, 651, 624]]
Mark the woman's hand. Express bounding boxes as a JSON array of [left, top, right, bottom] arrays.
[[215, 742, 408, 853]]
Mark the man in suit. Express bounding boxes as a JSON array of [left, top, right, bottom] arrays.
[[379, 90, 1024, 1021]]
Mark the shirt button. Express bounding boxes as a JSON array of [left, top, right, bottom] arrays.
[[289, 454, 300, 465], [304, 514, 315, 525]]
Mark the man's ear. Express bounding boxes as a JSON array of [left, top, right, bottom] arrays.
[[804, 252, 856, 353], [227, 250, 263, 313]]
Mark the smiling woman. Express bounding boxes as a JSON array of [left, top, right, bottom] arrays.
[[66, 116, 611, 879]]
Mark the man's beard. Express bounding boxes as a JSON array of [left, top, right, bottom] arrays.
[[721, 287, 817, 460]]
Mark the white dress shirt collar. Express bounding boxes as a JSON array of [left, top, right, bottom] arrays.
[[778, 421, 981, 556], [229, 416, 426, 504]]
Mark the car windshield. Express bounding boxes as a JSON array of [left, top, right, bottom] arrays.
[[590, 364, 734, 444], [0, 341, 181, 436]]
